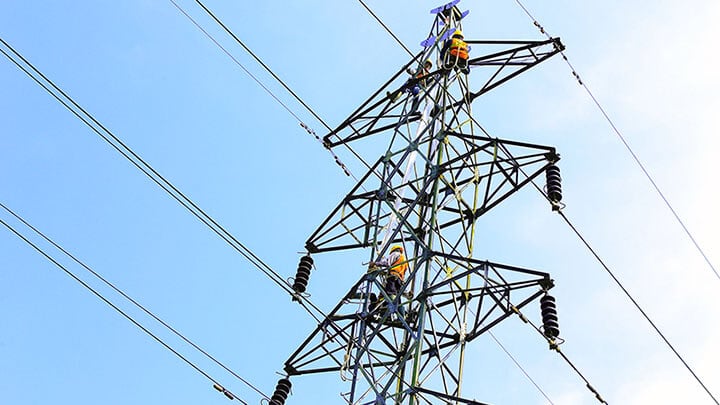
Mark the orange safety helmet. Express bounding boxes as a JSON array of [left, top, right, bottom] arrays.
[[452, 29, 463, 38], [390, 245, 404, 253]]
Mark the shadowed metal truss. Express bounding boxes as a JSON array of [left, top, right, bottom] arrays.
[[283, 2, 564, 404]]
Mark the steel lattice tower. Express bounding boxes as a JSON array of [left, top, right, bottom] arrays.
[[278, 2, 566, 404]]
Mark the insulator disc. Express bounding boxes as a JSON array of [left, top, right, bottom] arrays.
[[292, 280, 308, 293], [544, 324, 560, 338], [546, 169, 561, 180], [540, 294, 556, 305], [270, 378, 292, 404], [540, 307, 557, 318], [540, 301, 557, 310], [545, 164, 563, 202], [277, 378, 292, 391], [293, 256, 313, 294], [540, 294, 560, 338], [542, 313, 559, 323], [545, 164, 561, 179]]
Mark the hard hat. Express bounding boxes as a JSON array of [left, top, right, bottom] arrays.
[[390, 245, 404, 253], [453, 29, 463, 38], [424, 59, 433, 67]]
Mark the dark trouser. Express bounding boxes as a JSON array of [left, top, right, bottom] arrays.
[[376, 275, 406, 318], [444, 55, 469, 73], [385, 274, 402, 296]]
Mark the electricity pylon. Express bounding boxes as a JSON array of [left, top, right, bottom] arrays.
[[276, 2, 566, 404]]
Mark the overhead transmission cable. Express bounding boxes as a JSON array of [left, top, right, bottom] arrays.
[[0, 36, 328, 324], [168, 0, 366, 180], [487, 331, 555, 405], [192, 0, 331, 132], [0, 214, 249, 404], [511, 0, 719, 283], [356, 0, 414, 57], [509, 0, 720, 398], [465, 290, 600, 404], [481, 325, 556, 404], [0, 202, 270, 402], [516, 164, 719, 404], [166, 0, 299, 123], [505, 302, 607, 404], [557, 208, 718, 404]]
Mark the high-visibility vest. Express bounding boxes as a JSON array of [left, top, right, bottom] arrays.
[[449, 38, 469, 60], [414, 69, 429, 87], [389, 254, 409, 281]]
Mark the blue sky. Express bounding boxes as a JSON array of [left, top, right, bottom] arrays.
[[1, 1, 719, 404]]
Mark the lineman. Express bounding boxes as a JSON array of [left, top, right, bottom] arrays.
[[386, 59, 434, 103], [441, 29, 470, 74], [370, 245, 409, 298]]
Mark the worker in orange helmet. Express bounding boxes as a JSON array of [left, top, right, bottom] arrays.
[[371, 245, 409, 297], [441, 29, 470, 74], [387, 58, 434, 103]]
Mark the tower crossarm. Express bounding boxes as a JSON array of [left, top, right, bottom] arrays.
[[322, 38, 563, 149], [305, 135, 558, 254], [466, 38, 564, 101]]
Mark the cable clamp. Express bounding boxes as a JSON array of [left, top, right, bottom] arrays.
[[533, 20, 546, 34], [586, 383, 606, 404], [511, 305, 529, 323], [571, 70, 583, 85], [212, 383, 236, 400], [299, 122, 352, 177]]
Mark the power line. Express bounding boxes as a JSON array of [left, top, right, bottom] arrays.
[[168, 0, 360, 180], [507, 0, 720, 398], [193, 0, 332, 133], [557, 209, 719, 404], [518, 165, 719, 404], [0, 215, 249, 404], [510, 0, 719, 283], [1, 30, 356, 396], [166, 0, 301, 124], [507, 304, 607, 404], [487, 331, 555, 405], [0, 202, 270, 401], [356, 0, 414, 57], [0, 35, 328, 323]]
